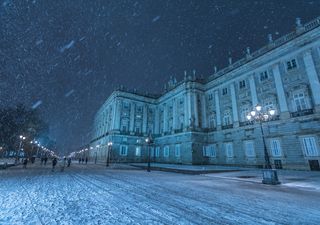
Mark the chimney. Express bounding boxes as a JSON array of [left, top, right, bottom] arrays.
[[295, 17, 304, 34], [268, 34, 273, 43]]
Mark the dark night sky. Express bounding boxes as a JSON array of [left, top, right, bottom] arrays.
[[1, 0, 320, 153]]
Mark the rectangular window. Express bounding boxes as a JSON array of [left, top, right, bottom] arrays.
[[239, 80, 246, 89], [244, 141, 255, 157], [225, 143, 233, 158], [302, 137, 318, 156], [120, 145, 128, 156], [135, 127, 140, 133], [259, 71, 269, 81], [293, 92, 307, 111], [135, 146, 141, 157], [175, 144, 181, 157], [270, 139, 281, 157], [164, 146, 170, 157], [208, 93, 213, 100], [286, 58, 297, 71], [203, 145, 216, 157], [222, 88, 228, 95], [155, 147, 160, 157], [123, 102, 129, 109]]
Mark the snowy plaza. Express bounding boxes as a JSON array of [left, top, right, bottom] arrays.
[[1, 162, 320, 225]]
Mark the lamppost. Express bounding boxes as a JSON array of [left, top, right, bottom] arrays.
[[247, 104, 280, 185], [95, 145, 100, 164], [17, 135, 26, 162], [107, 141, 112, 167], [145, 134, 153, 172]]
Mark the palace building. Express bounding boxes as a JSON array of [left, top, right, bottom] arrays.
[[89, 17, 320, 170]]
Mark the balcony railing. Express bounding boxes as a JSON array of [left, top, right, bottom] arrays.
[[239, 121, 253, 127], [290, 109, 314, 118], [207, 16, 320, 83], [222, 124, 233, 130]]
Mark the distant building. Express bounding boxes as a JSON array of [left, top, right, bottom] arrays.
[[90, 17, 320, 170]]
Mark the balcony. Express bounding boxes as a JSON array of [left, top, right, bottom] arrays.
[[290, 109, 314, 118], [239, 121, 253, 127], [222, 124, 233, 130]]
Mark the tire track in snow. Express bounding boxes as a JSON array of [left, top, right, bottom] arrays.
[[68, 171, 183, 225]]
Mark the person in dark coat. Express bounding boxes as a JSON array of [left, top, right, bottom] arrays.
[[52, 158, 57, 172], [85, 157, 88, 164], [78, 158, 81, 164], [44, 157, 48, 165], [23, 158, 28, 169], [67, 158, 71, 167]]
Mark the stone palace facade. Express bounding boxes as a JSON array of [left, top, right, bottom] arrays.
[[89, 17, 320, 170]]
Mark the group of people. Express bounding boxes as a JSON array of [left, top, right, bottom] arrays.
[[21, 156, 36, 169], [78, 157, 88, 164], [20, 156, 73, 172], [51, 157, 72, 172]]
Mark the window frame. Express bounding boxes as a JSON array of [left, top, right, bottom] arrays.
[[285, 58, 298, 71], [120, 145, 128, 156], [135, 146, 141, 157], [163, 146, 170, 157], [270, 139, 282, 157], [259, 70, 269, 82], [222, 87, 228, 95], [301, 136, 319, 157], [225, 142, 234, 158], [155, 146, 160, 157], [175, 144, 181, 157], [244, 140, 255, 157], [239, 80, 246, 89], [293, 91, 308, 112]]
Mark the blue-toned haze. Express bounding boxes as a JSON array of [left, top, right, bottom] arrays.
[[1, 0, 319, 153]]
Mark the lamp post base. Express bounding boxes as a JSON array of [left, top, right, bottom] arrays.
[[262, 169, 281, 185]]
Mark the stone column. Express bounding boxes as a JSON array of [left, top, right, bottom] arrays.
[[184, 93, 189, 128], [201, 94, 207, 128], [272, 64, 289, 118], [303, 50, 320, 112], [142, 105, 148, 134], [193, 92, 199, 127], [214, 90, 221, 128], [163, 104, 168, 133], [230, 83, 239, 126], [154, 106, 160, 134], [129, 102, 135, 132], [249, 74, 258, 106], [112, 99, 121, 130], [187, 91, 192, 126], [172, 98, 177, 130]]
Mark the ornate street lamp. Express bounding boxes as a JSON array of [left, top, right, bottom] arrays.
[[107, 141, 113, 167], [247, 104, 280, 185], [16, 135, 26, 162], [145, 134, 153, 172]]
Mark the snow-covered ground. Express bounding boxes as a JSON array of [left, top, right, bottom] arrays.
[[0, 163, 319, 225]]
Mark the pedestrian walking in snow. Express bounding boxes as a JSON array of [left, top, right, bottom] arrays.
[[52, 158, 57, 172], [78, 158, 81, 164], [85, 157, 88, 164], [41, 157, 44, 165], [23, 158, 28, 169], [44, 157, 48, 165], [67, 158, 71, 167]]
